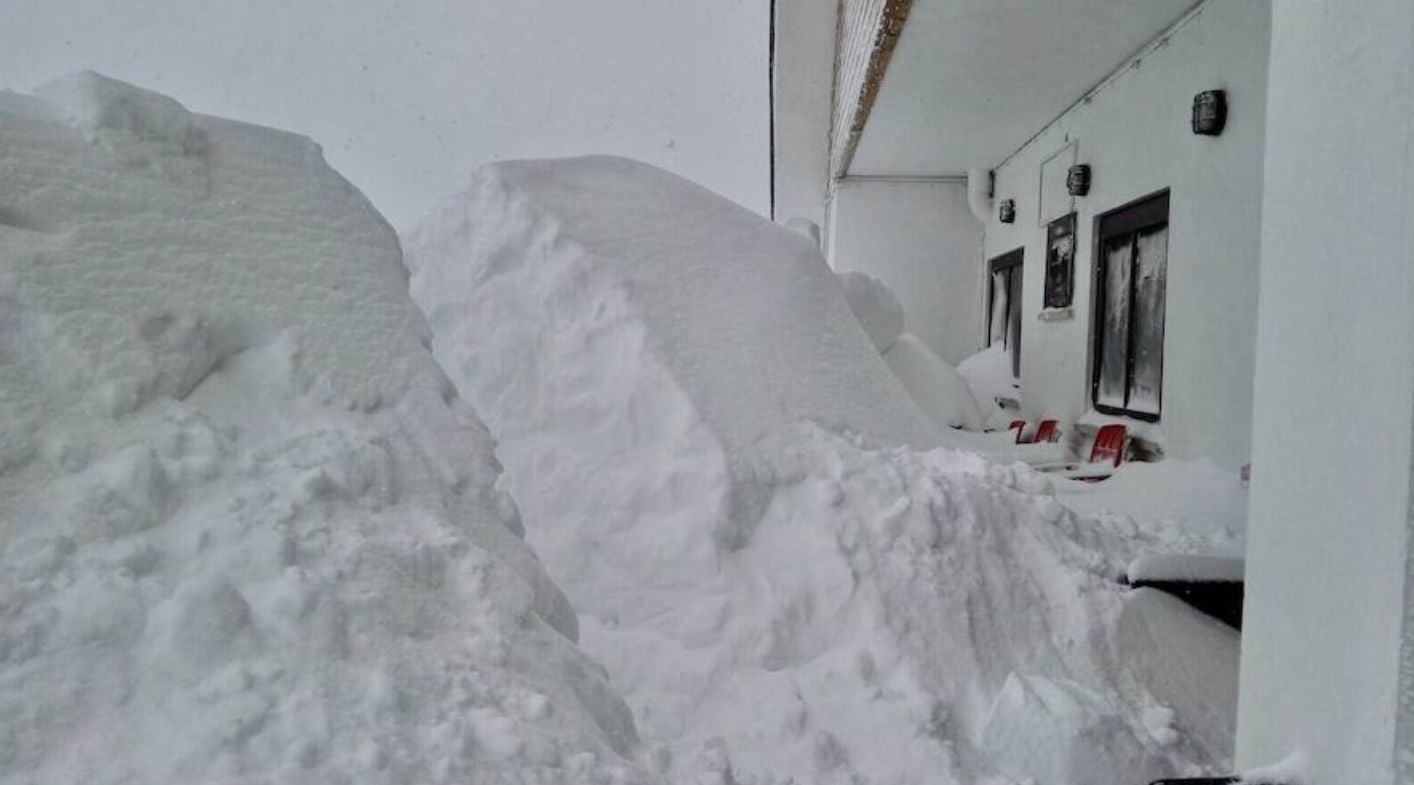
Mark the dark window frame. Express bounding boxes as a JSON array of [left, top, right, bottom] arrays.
[[1090, 190, 1170, 422], [988, 248, 1024, 379]]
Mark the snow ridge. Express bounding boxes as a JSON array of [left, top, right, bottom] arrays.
[[0, 75, 657, 785]]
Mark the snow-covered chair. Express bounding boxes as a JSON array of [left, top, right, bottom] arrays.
[[1035, 423, 1128, 481]]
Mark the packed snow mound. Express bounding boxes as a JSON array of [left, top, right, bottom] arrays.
[[837, 270, 904, 353], [883, 333, 986, 431], [0, 77, 656, 785], [409, 159, 1237, 783], [407, 155, 941, 457], [958, 344, 1021, 429]]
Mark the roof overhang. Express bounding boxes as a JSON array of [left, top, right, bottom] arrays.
[[843, 0, 1203, 176]]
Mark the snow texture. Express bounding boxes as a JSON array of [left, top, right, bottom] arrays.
[[883, 333, 986, 432], [408, 157, 1242, 784], [957, 344, 1022, 430], [837, 270, 904, 353], [0, 74, 656, 785]]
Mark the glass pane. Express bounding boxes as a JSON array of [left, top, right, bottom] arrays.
[[990, 270, 1009, 346], [1096, 236, 1132, 409], [1128, 225, 1168, 416]]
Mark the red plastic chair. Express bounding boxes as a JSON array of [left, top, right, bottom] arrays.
[[1088, 424, 1128, 467], [1033, 419, 1059, 444], [1007, 419, 1026, 444]]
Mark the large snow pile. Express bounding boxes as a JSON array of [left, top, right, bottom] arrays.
[[408, 158, 1239, 784], [0, 74, 656, 785]]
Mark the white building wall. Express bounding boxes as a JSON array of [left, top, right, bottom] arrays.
[[827, 178, 983, 365], [982, 0, 1270, 468], [1236, 0, 1414, 780]]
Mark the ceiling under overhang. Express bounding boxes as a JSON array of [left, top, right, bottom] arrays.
[[847, 0, 1200, 176]]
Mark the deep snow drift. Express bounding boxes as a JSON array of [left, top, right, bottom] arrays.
[[836, 270, 985, 432], [0, 74, 656, 784], [408, 157, 1241, 784]]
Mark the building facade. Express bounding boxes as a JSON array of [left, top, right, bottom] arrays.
[[774, 0, 1414, 780]]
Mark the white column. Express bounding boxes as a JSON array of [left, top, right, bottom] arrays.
[[1237, 1, 1414, 782], [771, 0, 836, 228]]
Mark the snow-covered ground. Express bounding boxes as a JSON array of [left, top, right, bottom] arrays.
[[0, 74, 657, 785], [409, 157, 1247, 784]]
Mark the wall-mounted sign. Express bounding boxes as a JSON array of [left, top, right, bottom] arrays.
[[1038, 141, 1078, 226], [1044, 212, 1077, 310]]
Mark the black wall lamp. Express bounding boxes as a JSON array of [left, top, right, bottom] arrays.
[[998, 199, 1016, 224], [1192, 90, 1227, 135], [1066, 164, 1091, 196]]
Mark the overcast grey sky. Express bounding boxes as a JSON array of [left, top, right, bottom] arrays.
[[1, 0, 769, 230]]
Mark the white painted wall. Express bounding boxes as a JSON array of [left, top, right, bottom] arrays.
[[827, 179, 983, 365], [1236, 0, 1414, 780], [982, 0, 1270, 468], [771, 0, 836, 229]]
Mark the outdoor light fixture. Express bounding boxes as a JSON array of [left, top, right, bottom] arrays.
[[1192, 90, 1227, 135], [998, 199, 1016, 224], [1066, 164, 1091, 196]]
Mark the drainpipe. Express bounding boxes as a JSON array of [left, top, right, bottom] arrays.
[[966, 167, 992, 225]]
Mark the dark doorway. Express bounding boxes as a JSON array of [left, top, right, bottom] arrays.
[[988, 248, 1024, 379]]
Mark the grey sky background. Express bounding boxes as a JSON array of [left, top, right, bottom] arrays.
[[1, 0, 769, 230]]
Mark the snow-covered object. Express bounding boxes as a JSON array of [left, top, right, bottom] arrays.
[[0, 74, 655, 785], [957, 344, 1021, 428], [836, 269, 904, 352], [883, 333, 986, 431], [408, 158, 1239, 783], [1128, 554, 1245, 584]]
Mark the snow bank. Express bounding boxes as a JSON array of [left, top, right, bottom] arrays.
[[406, 154, 942, 600], [837, 270, 904, 353], [409, 158, 1239, 783], [883, 333, 985, 431], [0, 75, 655, 784]]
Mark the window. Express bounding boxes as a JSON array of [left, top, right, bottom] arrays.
[[988, 248, 1023, 378], [1092, 192, 1169, 421], [1044, 213, 1075, 309]]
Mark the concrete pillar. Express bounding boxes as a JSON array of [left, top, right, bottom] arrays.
[[1236, 1, 1414, 782], [771, 0, 836, 228]]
